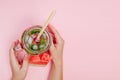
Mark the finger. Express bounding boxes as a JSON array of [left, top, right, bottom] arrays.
[[16, 49, 26, 65], [14, 40, 22, 51], [9, 42, 19, 70], [21, 54, 29, 71], [47, 24, 63, 44], [14, 40, 19, 47], [49, 37, 55, 53], [47, 26, 56, 44], [48, 33, 57, 46], [46, 26, 54, 35]]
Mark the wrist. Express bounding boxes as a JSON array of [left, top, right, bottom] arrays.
[[12, 77, 17, 80], [12, 76, 24, 80], [52, 59, 63, 67]]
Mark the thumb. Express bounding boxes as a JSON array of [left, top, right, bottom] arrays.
[[21, 54, 29, 71]]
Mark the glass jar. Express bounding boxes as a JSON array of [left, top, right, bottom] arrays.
[[21, 25, 51, 55], [21, 25, 51, 65]]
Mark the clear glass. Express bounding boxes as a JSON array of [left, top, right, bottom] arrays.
[[21, 25, 51, 55]]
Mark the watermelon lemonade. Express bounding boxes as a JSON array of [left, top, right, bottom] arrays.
[[21, 25, 51, 66]]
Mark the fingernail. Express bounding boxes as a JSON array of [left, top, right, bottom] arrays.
[[24, 54, 29, 60]]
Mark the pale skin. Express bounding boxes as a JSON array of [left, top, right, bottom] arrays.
[[9, 24, 64, 80], [47, 24, 64, 80], [9, 43, 29, 80]]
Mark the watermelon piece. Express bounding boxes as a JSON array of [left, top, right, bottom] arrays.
[[29, 52, 51, 65]]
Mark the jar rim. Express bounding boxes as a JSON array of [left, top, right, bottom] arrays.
[[21, 25, 51, 55]]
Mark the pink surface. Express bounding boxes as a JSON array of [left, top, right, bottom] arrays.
[[0, 0, 120, 80]]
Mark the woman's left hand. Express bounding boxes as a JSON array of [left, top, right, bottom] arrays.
[[9, 41, 29, 80]]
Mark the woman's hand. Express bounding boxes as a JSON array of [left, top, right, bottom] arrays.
[[47, 24, 64, 80], [48, 24, 64, 66], [9, 41, 29, 80]]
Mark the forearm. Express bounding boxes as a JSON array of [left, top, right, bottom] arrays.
[[48, 60, 63, 80]]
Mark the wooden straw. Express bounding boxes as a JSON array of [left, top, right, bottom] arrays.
[[36, 10, 56, 40]]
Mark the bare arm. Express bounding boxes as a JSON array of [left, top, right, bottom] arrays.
[[47, 24, 64, 80]]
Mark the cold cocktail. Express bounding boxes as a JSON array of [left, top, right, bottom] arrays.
[[21, 25, 51, 65]]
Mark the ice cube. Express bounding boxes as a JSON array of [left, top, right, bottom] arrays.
[[32, 44, 38, 50], [14, 41, 22, 51], [28, 37, 33, 44], [25, 35, 29, 42]]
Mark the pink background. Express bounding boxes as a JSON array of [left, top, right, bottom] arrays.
[[0, 0, 120, 80]]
